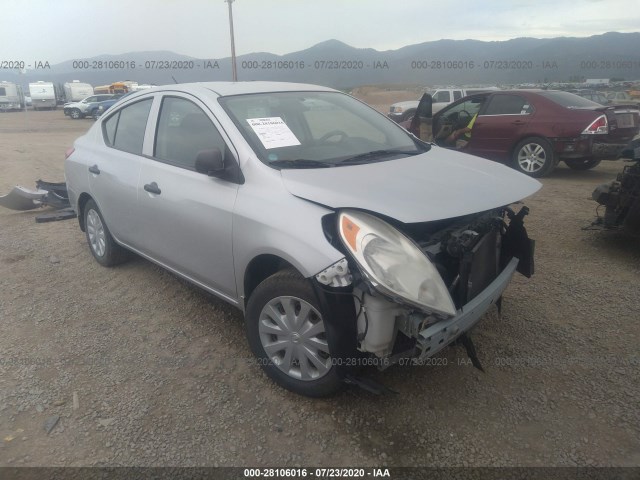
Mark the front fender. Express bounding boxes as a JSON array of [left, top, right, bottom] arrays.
[[233, 192, 344, 307]]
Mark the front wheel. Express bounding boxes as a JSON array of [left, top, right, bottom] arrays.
[[564, 159, 601, 170], [512, 137, 556, 177], [70, 108, 82, 119], [84, 199, 129, 267], [245, 269, 342, 397]]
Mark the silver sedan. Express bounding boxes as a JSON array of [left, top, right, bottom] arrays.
[[65, 82, 540, 396]]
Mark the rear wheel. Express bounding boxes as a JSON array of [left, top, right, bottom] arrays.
[[512, 137, 556, 177], [84, 199, 129, 267], [564, 159, 601, 170], [245, 269, 342, 397]]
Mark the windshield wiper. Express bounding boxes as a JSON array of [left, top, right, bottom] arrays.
[[337, 149, 421, 165], [269, 159, 333, 169]]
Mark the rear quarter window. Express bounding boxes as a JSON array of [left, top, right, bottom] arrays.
[[103, 113, 118, 145]]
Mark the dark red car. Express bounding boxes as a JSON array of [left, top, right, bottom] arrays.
[[406, 90, 640, 177]]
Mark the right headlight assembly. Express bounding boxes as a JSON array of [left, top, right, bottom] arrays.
[[338, 210, 457, 317]]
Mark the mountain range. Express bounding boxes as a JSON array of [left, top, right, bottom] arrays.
[[4, 32, 639, 90]]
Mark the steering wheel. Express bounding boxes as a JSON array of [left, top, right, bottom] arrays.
[[318, 130, 348, 143], [456, 110, 472, 128]]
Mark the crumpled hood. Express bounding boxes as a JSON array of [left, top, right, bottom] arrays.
[[281, 147, 542, 223]]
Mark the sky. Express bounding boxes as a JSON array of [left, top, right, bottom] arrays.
[[2, 0, 639, 63]]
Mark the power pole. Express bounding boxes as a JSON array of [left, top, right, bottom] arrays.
[[226, 0, 238, 81]]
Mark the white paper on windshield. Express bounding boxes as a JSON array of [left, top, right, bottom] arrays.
[[246, 117, 301, 149]]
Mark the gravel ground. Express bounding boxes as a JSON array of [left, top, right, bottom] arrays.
[[0, 108, 639, 467]]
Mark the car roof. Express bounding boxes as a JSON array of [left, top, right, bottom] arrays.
[[154, 81, 337, 97]]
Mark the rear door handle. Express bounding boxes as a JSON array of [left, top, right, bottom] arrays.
[[88, 165, 100, 175], [512, 120, 526, 126], [143, 182, 161, 195]]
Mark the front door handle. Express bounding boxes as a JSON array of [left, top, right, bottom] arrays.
[[143, 182, 161, 195], [88, 165, 100, 175], [512, 120, 526, 126]]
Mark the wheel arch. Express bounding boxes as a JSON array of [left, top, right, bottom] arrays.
[[76, 192, 93, 232], [243, 254, 298, 308]]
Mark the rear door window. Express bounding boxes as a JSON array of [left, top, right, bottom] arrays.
[[103, 99, 153, 154], [483, 94, 533, 115]]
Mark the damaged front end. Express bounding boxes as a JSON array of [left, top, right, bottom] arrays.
[[591, 137, 640, 233], [317, 206, 534, 379]]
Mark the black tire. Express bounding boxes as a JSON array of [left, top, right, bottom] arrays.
[[564, 159, 602, 170], [83, 199, 129, 267], [512, 137, 556, 178], [70, 108, 82, 120], [245, 269, 343, 397]]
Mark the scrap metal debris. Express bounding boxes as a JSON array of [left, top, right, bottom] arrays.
[[0, 179, 76, 222], [43, 415, 60, 434], [588, 136, 640, 233], [0, 185, 48, 211]]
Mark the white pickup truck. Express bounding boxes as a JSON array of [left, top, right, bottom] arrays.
[[388, 87, 500, 122]]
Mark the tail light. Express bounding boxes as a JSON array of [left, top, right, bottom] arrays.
[[582, 115, 608, 134], [64, 147, 75, 159]]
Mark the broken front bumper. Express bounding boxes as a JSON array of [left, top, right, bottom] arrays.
[[414, 257, 518, 360], [353, 256, 520, 367]]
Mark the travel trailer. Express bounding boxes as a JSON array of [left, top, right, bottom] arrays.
[[63, 81, 94, 102], [29, 81, 57, 110], [0, 81, 25, 111]]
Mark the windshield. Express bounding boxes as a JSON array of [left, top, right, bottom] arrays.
[[538, 91, 603, 108], [218, 91, 426, 167]]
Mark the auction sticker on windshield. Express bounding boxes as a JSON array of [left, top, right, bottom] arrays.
[[247, 117, 301, 149]]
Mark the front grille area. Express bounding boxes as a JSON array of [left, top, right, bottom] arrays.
[[402, 210, 504, 310], [459, 229, 500, 304]]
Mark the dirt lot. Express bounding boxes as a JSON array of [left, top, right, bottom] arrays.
[[0, 104, 639, 468]]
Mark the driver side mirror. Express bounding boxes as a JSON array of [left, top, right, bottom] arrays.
[[195, 148, 224, 177]]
